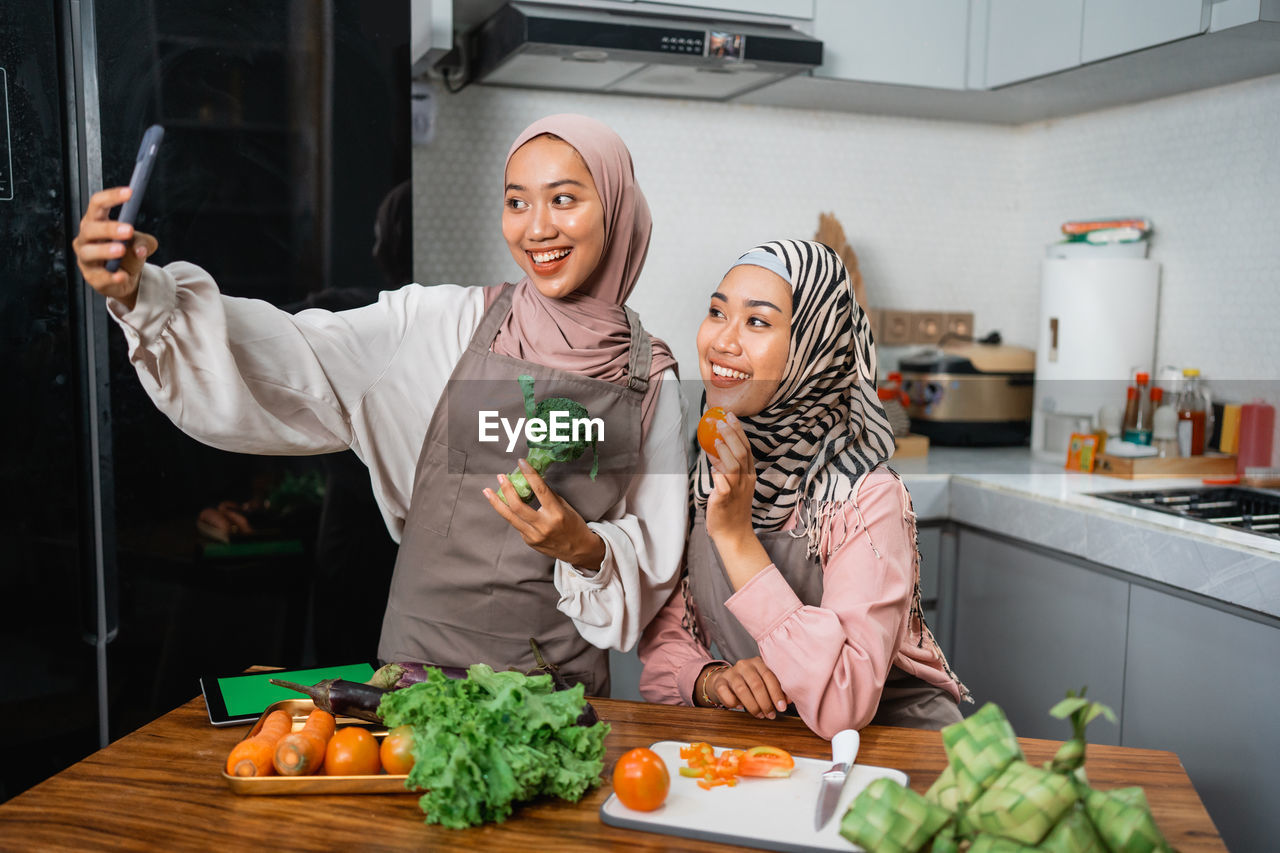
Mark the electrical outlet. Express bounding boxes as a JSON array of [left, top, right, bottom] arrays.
[[911, 312, 944, 345], [944, 312, 975, 340], [879, 309, 913, 346]]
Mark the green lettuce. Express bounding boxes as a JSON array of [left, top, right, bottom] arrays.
[[377, 664, 610, 828]]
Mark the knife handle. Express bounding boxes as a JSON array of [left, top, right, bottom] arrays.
[[831, 728, 860, 767]]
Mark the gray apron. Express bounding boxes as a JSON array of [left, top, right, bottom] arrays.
[[378, 285, 651, 696], [687, 496, 962, 730]]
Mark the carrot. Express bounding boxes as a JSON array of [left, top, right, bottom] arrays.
[[273, 709, 336, 776], [225, 709, 292, 777]]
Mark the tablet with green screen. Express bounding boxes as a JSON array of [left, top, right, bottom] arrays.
[[200, 663, 377, 726]]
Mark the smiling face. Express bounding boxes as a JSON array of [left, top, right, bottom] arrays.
[[502, 135, 607, 300], [696, 264, 793, 417]]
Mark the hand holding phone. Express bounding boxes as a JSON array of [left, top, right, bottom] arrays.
[[104, 124, 164, 272]]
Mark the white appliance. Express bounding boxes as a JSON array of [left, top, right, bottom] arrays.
[[1031, 258, 1160, 461]]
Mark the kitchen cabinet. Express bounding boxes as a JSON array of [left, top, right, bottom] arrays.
[[982, 0, 1084, 87], [981, 0, 1213, 88], [950, 529, 1128, 744], [812, 0, 970, 90], [1081, 0, 1211, 63], [1121, 586, 1280, 853]]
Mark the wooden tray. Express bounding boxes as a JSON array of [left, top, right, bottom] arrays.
[[1093, 452, 1236, 480], [221, 699, 414, 795]]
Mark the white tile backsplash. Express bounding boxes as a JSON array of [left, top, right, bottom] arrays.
[[412, 73, 1280, 396]]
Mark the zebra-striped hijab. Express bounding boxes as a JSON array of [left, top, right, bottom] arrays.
[[692, 240, 896, 558]]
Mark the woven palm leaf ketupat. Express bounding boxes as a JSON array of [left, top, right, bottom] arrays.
[[967, 760, 1078, 845], [940, 702, 1024, 803], [1038, 805, 1106, 853], [1084, 787, 1174, 853], [967, 835, 1038, 853], [837, 777, 951, 853], [837, 688, 1174, 852]]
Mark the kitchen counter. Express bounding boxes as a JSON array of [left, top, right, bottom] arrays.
[[0, 690, 1224, 851], [891, 447, 1280, 619]]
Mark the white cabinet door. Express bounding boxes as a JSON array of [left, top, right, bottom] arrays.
[[1081, 0, 1210, 63], [983, 0, 1084, 88], [812, 0, 970, 89]]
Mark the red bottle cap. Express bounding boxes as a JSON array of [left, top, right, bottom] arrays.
[[1135, 372, 1150, 384], [1151, 387, 1163, 403]]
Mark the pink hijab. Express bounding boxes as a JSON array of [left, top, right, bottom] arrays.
[[484, 114, 676, 435]]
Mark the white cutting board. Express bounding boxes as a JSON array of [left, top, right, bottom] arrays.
[[599, 740, 908, 852]]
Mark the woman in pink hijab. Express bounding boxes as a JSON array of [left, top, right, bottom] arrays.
[[72, 114, 686, 695]]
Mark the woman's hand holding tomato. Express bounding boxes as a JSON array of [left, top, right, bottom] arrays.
[[702, 412, 756, 545], [612, 747, 669, 811]]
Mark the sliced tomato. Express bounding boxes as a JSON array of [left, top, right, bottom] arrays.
[[739, 745, 796, 778]]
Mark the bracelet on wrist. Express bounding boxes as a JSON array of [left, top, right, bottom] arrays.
[[699, 664, 730, 710]]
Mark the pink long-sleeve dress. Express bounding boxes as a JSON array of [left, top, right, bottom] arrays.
[[637, 466, 967, 739]]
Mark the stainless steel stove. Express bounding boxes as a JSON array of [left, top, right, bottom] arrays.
[[1091, 486, 1280, 540]]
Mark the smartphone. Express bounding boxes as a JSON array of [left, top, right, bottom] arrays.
[[199, 662, 377, 726], [105, 124, 164, 273]]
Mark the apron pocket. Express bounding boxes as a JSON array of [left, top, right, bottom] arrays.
[[420, 441, 467, 537]]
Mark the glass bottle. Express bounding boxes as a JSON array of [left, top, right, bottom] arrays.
[[1122, 372, 1153, 445], [1175, 368, 1208, 456], [1152, 389, 1180, 458]]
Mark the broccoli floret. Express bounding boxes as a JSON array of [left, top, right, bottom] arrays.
[[501, 375, 600, 503]]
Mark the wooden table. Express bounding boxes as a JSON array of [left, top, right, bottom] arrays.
[[1, 694, 1223, 851]]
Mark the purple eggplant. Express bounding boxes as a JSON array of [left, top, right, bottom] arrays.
[[269, 677, 389, 723], [367, 661, 469, 690]]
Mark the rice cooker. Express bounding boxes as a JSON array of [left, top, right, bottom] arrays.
[[898, 341, 1035, 446]]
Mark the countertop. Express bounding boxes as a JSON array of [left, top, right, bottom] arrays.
[[890, 447, 1280, 619], [0, 691, 1224, 851]]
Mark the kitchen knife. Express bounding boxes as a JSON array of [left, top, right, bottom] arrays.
[[813, 728, 860, 831]]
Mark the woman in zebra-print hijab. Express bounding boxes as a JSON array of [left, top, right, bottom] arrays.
[[638, 239, 967, 737]]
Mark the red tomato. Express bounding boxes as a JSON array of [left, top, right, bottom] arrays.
[[379, 725, 416, 776], [739, 745, 795, 778], [612, 747, 670, 812], [697, 407, 728, 458], [324, 727, 381, 776]]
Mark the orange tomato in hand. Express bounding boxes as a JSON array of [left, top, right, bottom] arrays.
[[613, 747, 670, 812], [324, 727, 381, 776], [697, 407, 729, 458], [379, 725, 416, 776]]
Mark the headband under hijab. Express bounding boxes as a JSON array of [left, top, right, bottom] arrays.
[[693, 239, 896, 558], [485, 114, 677, 435]]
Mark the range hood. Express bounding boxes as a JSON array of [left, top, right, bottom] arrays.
[[447, 2, 822, 101]]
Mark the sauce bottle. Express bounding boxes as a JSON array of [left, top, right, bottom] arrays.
[[1175, 368, 1208, 456], [1122, 372, 1153, 445], [1237, 400, 1276, 476]]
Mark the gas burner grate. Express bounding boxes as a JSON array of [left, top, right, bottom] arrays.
[[1090, 486, 1280, 540]]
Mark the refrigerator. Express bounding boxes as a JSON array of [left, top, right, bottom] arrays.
[[0, 0, 409, 801]]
